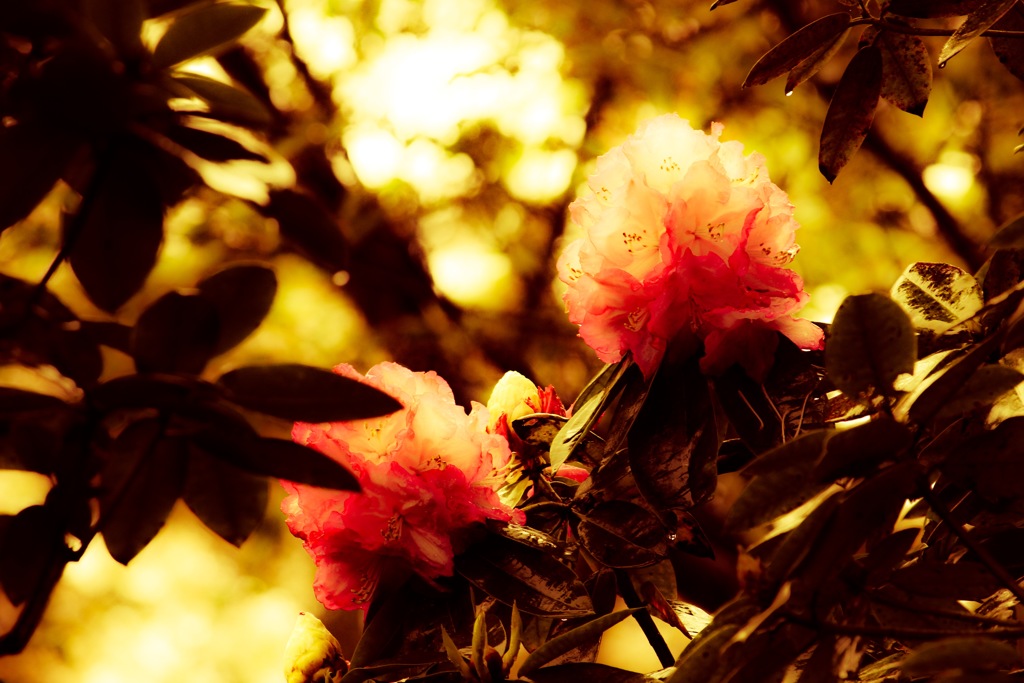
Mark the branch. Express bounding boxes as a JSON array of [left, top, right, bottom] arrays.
[[613, 569, 675, 668]]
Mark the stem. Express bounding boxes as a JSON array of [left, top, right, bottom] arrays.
[[613, 569, 675, 668], [921, 484, 1024, 607], [852, 17, 1024, 39]]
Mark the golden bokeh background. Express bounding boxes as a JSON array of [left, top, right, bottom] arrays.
[[1, 0, 1022, 679]]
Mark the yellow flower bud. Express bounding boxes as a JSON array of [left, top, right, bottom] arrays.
[[486, 371, 541, 430], [283, 612, 348, 683]]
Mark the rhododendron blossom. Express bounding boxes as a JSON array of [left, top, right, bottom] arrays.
[[281, 362, 522, 611], [558, 114, 824, 380]]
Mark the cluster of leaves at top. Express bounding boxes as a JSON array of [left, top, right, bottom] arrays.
[[0, 0, 400, 655], [340, 257, 1024, 682], [731, 0, 1024, 181]]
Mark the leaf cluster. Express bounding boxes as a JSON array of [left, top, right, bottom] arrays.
[[739, 0, 1024, 181]]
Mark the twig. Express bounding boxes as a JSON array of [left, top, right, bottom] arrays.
[[613, 569, 676, 668], [921, 484, 1024, 607], [851, 17, 1024, 39]]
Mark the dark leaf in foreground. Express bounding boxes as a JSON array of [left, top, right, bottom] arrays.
[[990, 4, 1024, 82], [742, 13, 851, 89], [98, 420, 187, 564], [194, 424, 360, 491], [165, 125, 268, 163], [576, 501, 670, 568], [152, 2, 266, 68], [0, 506, 63, 605], [819, 46, 883, 182], [131, 291, 220, 375], [217, 363, 402, 422], [69, 149, 165, 312], [196, 263, 277, 355], [938, 0, 1017, 67], [901, 637, 1021, 676], [0, 121, 79, 234], [183, 443, 267, 546], [550, 359, 633, 472], [264, 189, 349, 272], [517, 608, 643, 678], [456, 534, 594, 618], [629, 354, 717, 511], [825, 293, 915, 400], [172, 73, 272, 129], [521, 663, 653, 683], [864, 26, 932, 116]]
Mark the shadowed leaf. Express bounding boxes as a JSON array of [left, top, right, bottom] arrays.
[[172, 73, 272, 129], [131, 291, 220, 374], [743, 13, 851, 88], [152, 2, 266, 68], [990, 4, 1024, 82], [197, 263, 277, 354], [0, 388, 68, 417], [825, 293, 916, 400], [819, 46, 883, 182], [890, 562, 1001, 601], [0, 506, 64, 605], [98, 420, 187, 565], [814, 418, 912, 481], [456, 534, 594, 618], [69, 150, 165, 312], [864, 26, 932, 116], [629, 354, 717, 511], [891, 262, 984, 332], [522, 663, 653, 683], [165, 125, 267, 163], [551, 359, 633, 472], [263, 189, 348, 272], [183, 443, 267, 546], [900, 333, 1003, 423], [576, 501, 670, 568], [517, 608, 643, 678], [935, 364, 1024, 418], [85, 0, 145, 57], [939, 0, 1017, 67], [901, 637, 1021, 676], [785, 25, 851, 94], [944, 416, 1024, 498], [989, 210, 1024, 249], [217, 364, 402, 422], [0, 121, 80, 233]]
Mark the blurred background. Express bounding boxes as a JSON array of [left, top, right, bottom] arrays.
[[1, 0, 1022, 680]]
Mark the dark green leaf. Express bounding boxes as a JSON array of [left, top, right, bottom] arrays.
[[628, 355, 717, 511], [165, 125, 268, 163], [172, 73, 272, 129], [69, 149, 165, 312], [6, 408, 81, 475], [195, 428, 360, 491], [665, 619, 738, 683], [576, 501, 670, 568], [89, 373, 213, 413], [456, 534, 594, 618], [819, 46, 882, 182], [152, 2, 266, 68], [988, 210, 1024, 249], [727, 431, 831, 531], [517, 608, 643, 678], [550, 359, 633, 472], [888, 0, 977, 18], [0, 505, 64, 605], [762, 495, 841, 586], [901, 637, 1021, 676], [784, 25, 851, 94], [944, 416, 1024, 498], [813, 418, 913, 481], [98, 420, 186, 564], [263, 189, 348, 272], [131, 291, 220, 375], [825, 293, 916, 399], [521, 663, 653, 683], [183, 442, 267, 546], [217, 363, 401, 422], [862, 26, 932, 116], [0, 388, 67, 417], [934, 364, 1023, 418], [891, 262, 984, 331], [0, 121, 80, 233], [197, 263, 277, 354], [80, 321, 133, 354], [939, 0, 1017, 67], [901, 332, 1003, 423], [742, 14, 852, 88], [989, 4, 1024, 82], [889, 562, 1001, 601]]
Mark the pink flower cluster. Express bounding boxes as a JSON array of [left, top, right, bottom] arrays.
[[281, 362, 522, 611], [558, 114, 823, 380]]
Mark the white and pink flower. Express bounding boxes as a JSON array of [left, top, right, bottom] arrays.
[[281, 362, 522, 611], [558, 114, 823, 380]]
